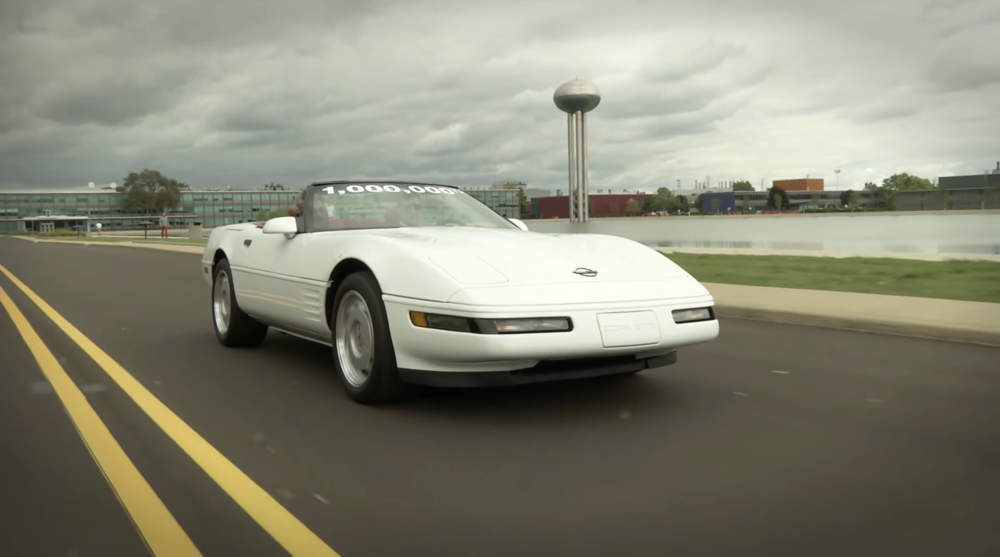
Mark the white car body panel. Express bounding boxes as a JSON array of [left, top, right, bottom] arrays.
[[202, 219, 719, 376]]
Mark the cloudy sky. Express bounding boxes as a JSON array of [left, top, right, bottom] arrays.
[[1, 0, 998, 193]]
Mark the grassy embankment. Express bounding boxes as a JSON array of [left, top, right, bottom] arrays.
[[663, 252, 1000, 304]]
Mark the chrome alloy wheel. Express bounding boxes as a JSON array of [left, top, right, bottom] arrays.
[[213, 269, 232, 336], [336, 290, 375, 387]]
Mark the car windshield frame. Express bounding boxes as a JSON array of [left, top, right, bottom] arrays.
[[301, 182, 519, 233]]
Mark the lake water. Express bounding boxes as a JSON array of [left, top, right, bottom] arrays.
[[523, 213, 1000, 255]]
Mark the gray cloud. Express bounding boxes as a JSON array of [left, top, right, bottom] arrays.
[[1, 0, 998, 192]]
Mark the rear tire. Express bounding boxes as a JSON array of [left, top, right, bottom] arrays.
[[212, 258, 269, 347], [331, 271, 417, 404]]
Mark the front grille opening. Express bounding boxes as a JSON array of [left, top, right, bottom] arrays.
[[513, 354, 643, 376]]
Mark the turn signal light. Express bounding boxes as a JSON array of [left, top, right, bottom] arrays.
[[409, 311, 474, 332]]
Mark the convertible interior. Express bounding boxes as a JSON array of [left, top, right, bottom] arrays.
[[251, 218, 389, 230]]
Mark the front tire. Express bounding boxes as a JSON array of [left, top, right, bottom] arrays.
[[212, 258, 268, 347], [331, 271, 415, 404]]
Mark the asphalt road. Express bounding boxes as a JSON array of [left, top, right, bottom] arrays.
[[2, 237, 1000, 557]]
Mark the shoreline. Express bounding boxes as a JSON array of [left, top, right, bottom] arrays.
[[523, 208, 1000, 222], [10, 235, 1000, 262]]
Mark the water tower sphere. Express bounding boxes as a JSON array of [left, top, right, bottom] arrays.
[[553, 79, 602, 114]]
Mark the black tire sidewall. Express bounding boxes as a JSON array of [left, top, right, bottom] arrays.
[[331, 272, 399, 401]]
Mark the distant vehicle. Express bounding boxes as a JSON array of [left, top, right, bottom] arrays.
[[201, 181, 720, 404]]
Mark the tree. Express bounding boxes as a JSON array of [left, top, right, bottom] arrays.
[[625, 198, 640, 214], [741, 195, 752, 213], [863, 180, 894, 209], [710, 197, 721, 212], [840, 189, 861, 210], [988, 188, 1000, 208], [676, 195, 689, 211], [693, 193, 705, 212], [767, 185, 789, 210], [847, 190, 858, 211], [934, 188, 949, 209], [609, 202, 620, 215], [882, 173, 935, 192], [518, 188, 529, 216], [732, 180, 754, 191], [641, 187, 677, 212], [974, 188, 1000, 210], [118, 169, 183, 214]]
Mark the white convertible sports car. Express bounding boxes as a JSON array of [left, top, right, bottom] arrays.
[[202, 180, 719, 404]]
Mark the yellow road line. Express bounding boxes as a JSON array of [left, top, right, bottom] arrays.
[[0, 285, 203, 557], [0, 265, 342, 557]]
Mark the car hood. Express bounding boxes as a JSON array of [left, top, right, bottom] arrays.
[[369, 226, 692, 287]]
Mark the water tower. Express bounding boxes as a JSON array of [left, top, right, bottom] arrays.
[[554, 79, 601, 222]]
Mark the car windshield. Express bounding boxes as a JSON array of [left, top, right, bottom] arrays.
[[308, 183, 518, 232]]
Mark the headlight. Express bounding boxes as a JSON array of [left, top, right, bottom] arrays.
[[672, 307, 714, 323], [409, 312, 572, 334], [493, 317, 571, 334]]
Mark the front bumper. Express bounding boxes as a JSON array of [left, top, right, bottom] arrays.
[[399, 351, 677, 388], [382, 294, 719, 374]]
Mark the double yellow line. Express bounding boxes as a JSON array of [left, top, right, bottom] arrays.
[[0, 265, 341, 557]]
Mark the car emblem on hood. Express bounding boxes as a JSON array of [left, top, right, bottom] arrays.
[[573, 267, 598, 277]]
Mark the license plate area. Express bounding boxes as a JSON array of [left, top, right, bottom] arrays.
[[596, 311, 661, 348]]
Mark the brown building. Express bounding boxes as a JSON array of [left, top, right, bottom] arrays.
[[773, 178, 824, 191], [535, 194, 651, 219]]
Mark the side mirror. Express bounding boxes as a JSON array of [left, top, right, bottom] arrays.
[[262, 216, 297, 239], [508, 218, 529, 232]]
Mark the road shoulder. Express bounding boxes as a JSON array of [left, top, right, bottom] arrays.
[[706, 282, 1000, 347]]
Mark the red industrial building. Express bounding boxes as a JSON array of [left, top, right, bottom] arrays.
[[535, 194, 651, 219], [773, 178, 824, 191]]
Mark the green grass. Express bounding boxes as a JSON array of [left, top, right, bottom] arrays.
[[663, 253, 1000, 304]]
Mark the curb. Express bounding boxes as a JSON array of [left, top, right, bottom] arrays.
[[4, 236, 204, 254], [714, 305, 1000, 348], [132, 240, 206, 247], [6, 236, 205, 248]]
